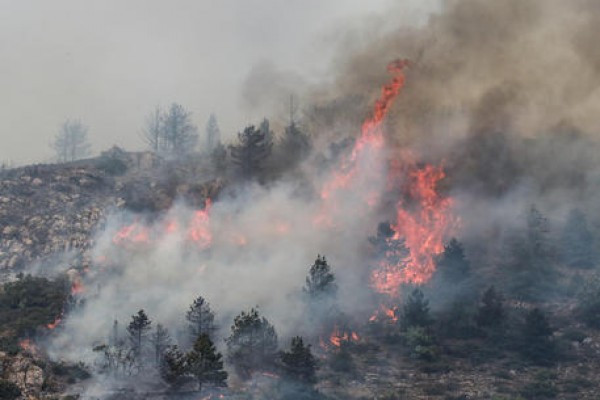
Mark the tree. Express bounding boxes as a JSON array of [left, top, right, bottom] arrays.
[[400, 288, 432, 330], [52, 119, 91, 162], [127, 309, 152, 362], [0, 379, 21, 400], [186, 296, 216, 342], [229, 124, 273, 180], [160, 345, 188, 389], [226, 308, 278, 379], [577, 273, 600, 328], [503, 205, 557, 300], [162, 103, 198, 156], [187, 334, 228, 391], [280, 336, 317, 384], [436, 238, 471, 283], [304, 255, 337, 300], [520, 308, 555, 365], [561, 208, 595, 269], [150, 323, 172, 366], [475, 286, 505, 329], [142, 106, 164, 153], [210, 142, 228, 172], [205, 113, 221, 153], [279, 121, 311, 168]]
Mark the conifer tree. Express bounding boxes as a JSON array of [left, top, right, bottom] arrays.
[[304, 255, 337, 299], [187, 334, 228, 391], [127, 309, 152, 362], [280, 336, 318, 384], [400, 288, 432, 330], [186, 296, 216, 341], [226, 308, 278, 379]]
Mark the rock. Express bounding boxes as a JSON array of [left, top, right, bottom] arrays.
[[6, 355, 44, 396]]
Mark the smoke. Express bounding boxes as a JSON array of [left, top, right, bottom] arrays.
[[41, 0, 600, 395]]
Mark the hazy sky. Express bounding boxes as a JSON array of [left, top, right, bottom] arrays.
[[0, 0, 438, 164]]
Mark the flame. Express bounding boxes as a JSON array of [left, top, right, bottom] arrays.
[[372, 164, 455, 296], [112, 222, 150, 246], [19, 339, 38, 354], [47, 317, 62, 330], [71, 278, 85, 296], [369, 304, 399, 323], [316, 60, 410, 227], [327, 325, 360, 348], [187, 199, 212, 249]]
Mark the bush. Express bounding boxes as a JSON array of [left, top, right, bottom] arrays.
[[0, 380, 21, 400], [405, 326, 438, 361]]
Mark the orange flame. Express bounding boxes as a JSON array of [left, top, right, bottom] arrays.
[[372, 164, 455, 296], [112, 222, 150, 246], [47, 317, 62, 330], [71, 278, 85, 296], [316, 60, 411, 227], [328, 325, 360, 348], [187, 199, 212, 249]]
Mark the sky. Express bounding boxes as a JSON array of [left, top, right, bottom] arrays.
[[0, 0, 440, 165]]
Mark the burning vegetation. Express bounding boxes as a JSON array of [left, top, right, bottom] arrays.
[[4, 1, 600, 399]]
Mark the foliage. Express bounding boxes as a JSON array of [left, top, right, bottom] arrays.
[[401, 288, 432, 330], [405, 326, 438, 361], [279, 121, 311, 169], [502, 205, 557, 300], [519, 309, 556, 365], [127, 309, 152, 361], [0, 379, 21, 400], [226, 307, 278, 380], [186, 334, 228, 390], [577, 273, 600, 328], [52, 119, 91, 162], [229, 123, 273, 180], [280, 336, 317, 384], [0, 274, 68, 342], [149, 323, 172, 366], [205, 113, 221, 153], [160, 345, 188, 388], [437, 300, 477, 339], [436, 238, 471, 283], [186, 296, 216, 342], [329, 346, 354, 373], [304, 255, 337, 300], [561, 208, 595, 269], [142, 103, 198, 156], [475, 286, 506, 330]]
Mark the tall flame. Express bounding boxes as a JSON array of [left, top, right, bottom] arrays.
[[372, 163, 455, 296], [316, 60, 410, 227]]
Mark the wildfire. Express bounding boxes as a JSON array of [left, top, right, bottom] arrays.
[[369, 304, 399, 323], [112, 222, 150, 246], [316, 60, 411, 227], [187, 199, 212, 249], [372, 163, 455, 296], [19, 339, 38, 354], [71, 278, 85, 296], [327, 325, 360, 348], [47, 317, 62, 330]]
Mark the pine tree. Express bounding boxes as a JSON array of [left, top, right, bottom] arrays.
[[503, 205, 557, 300], [186, 296, 216, 342], [400, 288, 432, 330], [187, 334, 228, 391], [436, 238, 471, 283], [205, 113, 221, 153], [150, 323, 172, 366], [52, 119, 91, 162], [226, 308, 278, 380], [127, 309, 152, 362], [280, 336, 317, 384], [279, 121, 311, 168], [160, 345, 188, 389], [304, 255, 337, 299], [229, 124, 273, 180], [475, 286, 505, 329], [163, 103, 198, 155], [521, 308, 555, 364], [561, 208, 595, 269]]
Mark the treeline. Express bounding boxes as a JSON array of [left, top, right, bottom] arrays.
[[91, 255, 335, 395], [52, 102, 311, 182]]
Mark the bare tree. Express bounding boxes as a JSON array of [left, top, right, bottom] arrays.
[[52, 119, 91, 162], [205, 113, 221, 153], [142, 106, 164, 153], [163, 103, 198, 155]]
